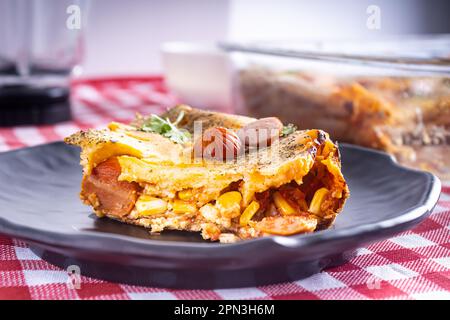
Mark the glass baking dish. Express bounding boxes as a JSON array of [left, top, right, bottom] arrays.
[[222, 36, 450, 179]]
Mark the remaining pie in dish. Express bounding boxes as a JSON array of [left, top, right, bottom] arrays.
[[238, 68, 450, 179], [65, 105, 349, 243]]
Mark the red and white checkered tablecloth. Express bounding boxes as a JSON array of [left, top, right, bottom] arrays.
[[0, 76, 449, 300]]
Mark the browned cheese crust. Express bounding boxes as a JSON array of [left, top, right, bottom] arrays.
[[65, 105, 349, 242]]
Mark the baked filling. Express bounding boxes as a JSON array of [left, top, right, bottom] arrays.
[[65, 105, 349, 243]]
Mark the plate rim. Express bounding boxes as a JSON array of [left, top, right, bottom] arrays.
[[0, 142, 442, 257]]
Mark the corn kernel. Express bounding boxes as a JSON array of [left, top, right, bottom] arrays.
[[135, 195, 167, 216], [216, 191, 242, 218], [107, 122, 120, 131], [239, 201, 260, 226], [309, 188, 329, 215], [273, 191, 297, 215], [178, 189, 193, 201], [172, 199, 197, 214]]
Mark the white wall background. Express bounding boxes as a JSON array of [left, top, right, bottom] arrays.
[[83, 0, 230, 75], [82, 0, 450, 75]]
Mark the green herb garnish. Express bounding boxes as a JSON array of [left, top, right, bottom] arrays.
[[281, 123, 297, 136], [140, 111, 191, 144]]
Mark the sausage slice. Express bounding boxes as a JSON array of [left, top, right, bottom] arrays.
[[81, 157, 140, 217], [237, 117, 283, 147]]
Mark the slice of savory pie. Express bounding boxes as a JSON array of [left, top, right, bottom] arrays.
[[65, 105, 349, 242]]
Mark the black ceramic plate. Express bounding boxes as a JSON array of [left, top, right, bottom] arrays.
[[0, 142, 441, 288]]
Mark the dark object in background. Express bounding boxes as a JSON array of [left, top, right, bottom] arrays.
[[0, 85, 71, 126], [0, 0, 87, 126]]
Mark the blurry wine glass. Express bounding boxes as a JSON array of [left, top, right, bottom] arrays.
[[0, 0, 88, 125]]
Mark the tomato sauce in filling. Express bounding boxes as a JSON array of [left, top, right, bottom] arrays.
[[81, 157, 141, 217]]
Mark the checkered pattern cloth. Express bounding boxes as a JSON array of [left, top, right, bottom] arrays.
[[0, 76, 449, 300]]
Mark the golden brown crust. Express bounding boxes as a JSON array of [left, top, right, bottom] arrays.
[[66, 106, 349, 242]]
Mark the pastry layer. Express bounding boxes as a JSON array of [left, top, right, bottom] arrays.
[[66, 105, 349, 242]]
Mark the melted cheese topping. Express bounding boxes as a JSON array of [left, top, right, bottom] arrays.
[[65, 106, 349, 241], [67, 123, 337, 208]]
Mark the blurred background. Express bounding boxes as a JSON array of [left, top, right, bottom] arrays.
[[83, 0, 450, 75], [0, 0, 449, 176], [1, 0, 449, 77]]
